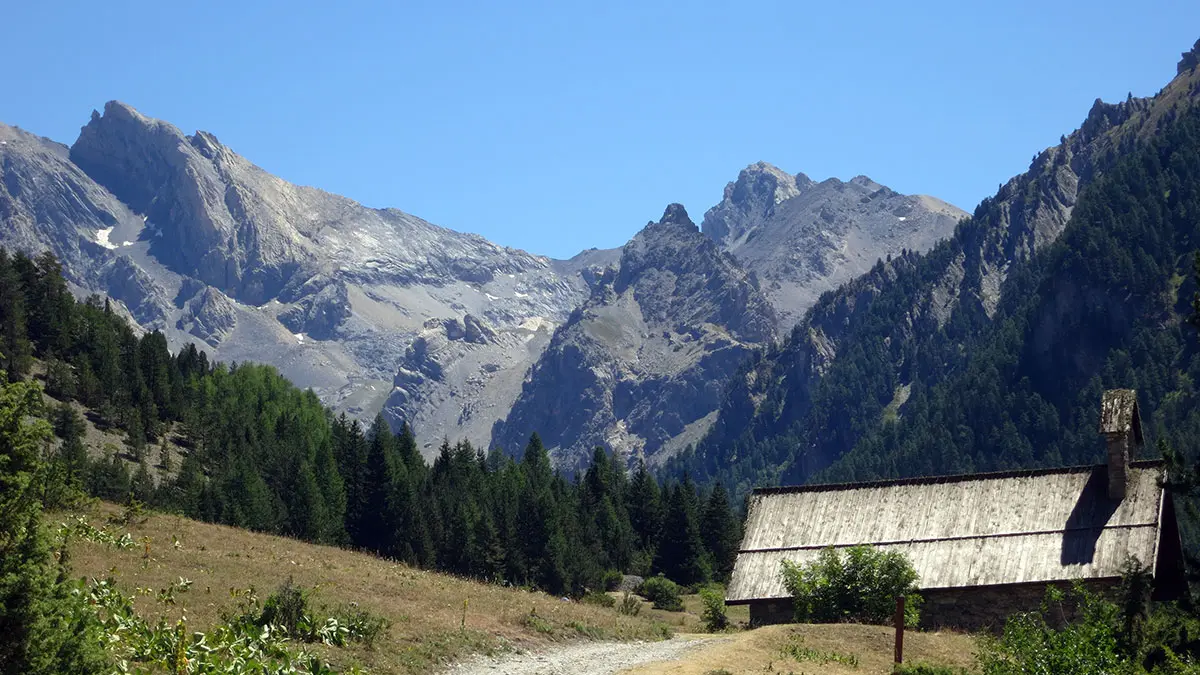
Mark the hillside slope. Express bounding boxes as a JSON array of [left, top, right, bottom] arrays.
[[63, 503, 680, 674]]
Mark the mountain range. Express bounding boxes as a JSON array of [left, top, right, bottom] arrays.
[[0, 102, 962, 465]]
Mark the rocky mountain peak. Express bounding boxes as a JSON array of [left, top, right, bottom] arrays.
[[701, 163, 965, 324], [658, 202, 695, 229]]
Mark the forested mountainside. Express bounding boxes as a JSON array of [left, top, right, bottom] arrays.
[[0, 248, 738, 595], [1, 103, 960, 465], [673, 41, 1200, 493]]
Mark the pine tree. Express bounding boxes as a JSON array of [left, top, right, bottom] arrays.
[[655, 481, 711, 586], [701, 483, 740, 582], [627, 459, 662, 573], [0, 251, 33, 379], [357, 415, 397, 553], [0, 363, 106, 673], [517, 434, 568, 593]]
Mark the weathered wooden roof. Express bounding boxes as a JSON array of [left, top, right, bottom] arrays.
[[727, 461, 1167, 603], [1100, 389, 1143, 444]]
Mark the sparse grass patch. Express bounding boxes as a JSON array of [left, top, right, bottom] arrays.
[[780, 635, 860, 667]]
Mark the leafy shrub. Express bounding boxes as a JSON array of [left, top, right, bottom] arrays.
[[331, 603, 391, 650], [699, 586, 729, 632], [581, 590, 616, 608], [88, 578, 357, 674], [600, 569, 624, 592], [522, 609, 554, 634], [260, 578, 312, 637], [779, 545, 921, 626], [617, 591, 642, 616], [977, 584, 1127, 675], [637, 575, 683, 611]]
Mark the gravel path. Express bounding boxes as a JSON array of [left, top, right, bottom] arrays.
[[446, 636, 727, 675]]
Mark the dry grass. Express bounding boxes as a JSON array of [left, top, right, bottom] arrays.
[[622, 623, 978, 675], [56, 502, 677, 674]]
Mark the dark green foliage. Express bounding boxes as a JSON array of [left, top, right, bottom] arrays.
[[637, 575, 683, 611], [654, 477, 711, 586], [978, 585, 1129, 675], [701, 483, 740, 582], [780, 545, 921, 626], [0, 368, 108, 674], [699, 585, 730, 632], [894, 665, 971, 675], [258, 578, 311, 638]]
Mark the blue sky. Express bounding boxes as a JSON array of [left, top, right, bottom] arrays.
[[4, 1, 1198, 259]]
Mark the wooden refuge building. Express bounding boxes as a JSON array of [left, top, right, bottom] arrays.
[[726, 390, 1186, 630]]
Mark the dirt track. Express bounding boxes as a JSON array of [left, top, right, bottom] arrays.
[[445, 636, 728, 675]]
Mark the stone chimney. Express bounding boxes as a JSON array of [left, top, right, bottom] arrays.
[[1099, 389, 1143, 501]]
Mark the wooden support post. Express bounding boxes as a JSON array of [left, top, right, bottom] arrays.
[[894, 595, 906, 669]]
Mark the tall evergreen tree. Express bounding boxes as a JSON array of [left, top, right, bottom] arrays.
[[0, 251, 32, 380], [655, 480, 710, 586], [0, 364, 106, 673], [701, 482, 740, 582]]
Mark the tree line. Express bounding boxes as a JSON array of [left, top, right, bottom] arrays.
[[0, 247, 741, 596]]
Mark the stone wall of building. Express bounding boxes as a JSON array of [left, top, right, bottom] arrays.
[[921, 580, 1119, 632], [747, 598, 794, 626], [744, 580, 1120, 632]]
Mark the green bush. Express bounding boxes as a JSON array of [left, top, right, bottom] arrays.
[[637, 575, 683, 611], [978, 585, 1127, 675], [779, 545, 921, 626], [699, 586, 729, 632], [259, 578, 312, 637], [600, 569, 624, 592], [617, 591, 642, 616]]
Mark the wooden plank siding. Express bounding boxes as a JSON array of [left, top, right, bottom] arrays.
[[727, 461, 1166, 604]]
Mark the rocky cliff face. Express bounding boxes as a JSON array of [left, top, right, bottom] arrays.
[[702, 162, 965, 324], [492, 204, 778, 469], [3, 102, 591, 457], [0, 121, 172, 326]]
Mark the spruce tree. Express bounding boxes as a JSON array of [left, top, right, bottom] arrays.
[[517, 434, 568, 593], [0, 250, 32, 379], [701, 482, 740, 582], [358, 415, 397, 553], [655, 481, 711, 586], [0, 364, 107, 673]]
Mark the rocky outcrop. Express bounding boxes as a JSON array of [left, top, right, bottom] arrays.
[[177, 286, 237, 347], [701, 162, 965, 325], [278, 281, 351, 340], [492, 204, 778, 469]]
